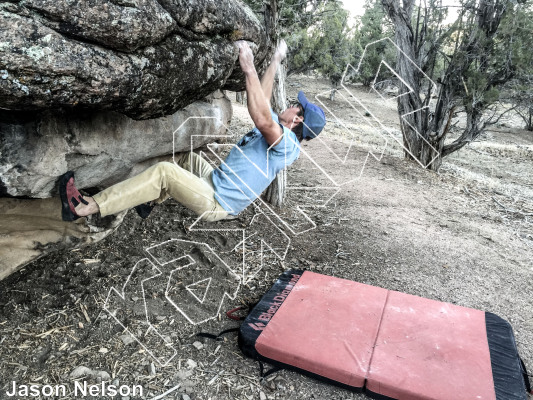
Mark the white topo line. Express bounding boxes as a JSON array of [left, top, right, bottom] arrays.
[[104, 39, 431, 364]]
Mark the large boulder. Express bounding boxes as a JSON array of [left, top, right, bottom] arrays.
[[0, 0, 273, 279], [0, 0, 267, 119]]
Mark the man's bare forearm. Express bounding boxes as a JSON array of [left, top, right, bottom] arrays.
[[245, 69, 273, 129], [261, 40, 287, 105], [236, 41, 281, 146], [260, 53, 282, 104]]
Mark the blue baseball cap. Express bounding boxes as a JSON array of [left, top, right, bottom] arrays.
[[298, 91, 326, 139]]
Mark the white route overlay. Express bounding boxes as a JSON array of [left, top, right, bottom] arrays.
[[103, 36, 440, 369]]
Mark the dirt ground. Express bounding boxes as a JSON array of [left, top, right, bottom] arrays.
[[0, 75, 532, 400]]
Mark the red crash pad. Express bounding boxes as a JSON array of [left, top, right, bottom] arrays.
[[239, 270, 530, 400]]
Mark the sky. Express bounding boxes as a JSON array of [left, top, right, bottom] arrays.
[[340, 0, 365, 20], [340, 0, 461, 26]]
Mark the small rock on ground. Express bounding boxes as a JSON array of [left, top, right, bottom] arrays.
[[192, 341, 203, 350]]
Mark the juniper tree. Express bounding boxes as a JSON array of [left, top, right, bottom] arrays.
[[381, 0, 525, 170]]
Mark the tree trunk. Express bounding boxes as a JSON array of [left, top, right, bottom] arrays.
[[235, 91, 246, 104], [382, 0, 441, 169], [265, 47, 288, 208], [329, 81, 338, 101], [272, 62, 287, 113], [263, 0, 289, 207], [264, 168, 286, 207]]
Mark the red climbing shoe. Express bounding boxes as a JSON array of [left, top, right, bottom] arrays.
[[59, 171, 88, 221]]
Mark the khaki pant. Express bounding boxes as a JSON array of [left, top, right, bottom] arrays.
[[93, 153, 228, 221]]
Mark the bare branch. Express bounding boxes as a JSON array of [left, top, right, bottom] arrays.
[[484, 103, 519, 126]]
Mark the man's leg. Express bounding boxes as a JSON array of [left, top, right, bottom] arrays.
[[171, 153, 228, 221], [174, 152, 214, 179], [92, 162, 221, 217], [136, 153, 215, 218]]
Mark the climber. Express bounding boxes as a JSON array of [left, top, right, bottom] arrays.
[[59, 40, 326, 223]]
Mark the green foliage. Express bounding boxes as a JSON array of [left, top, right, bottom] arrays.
[[241, 0, 333, 35], [241, 0, 351, 84], [498, 2, 533, 129], [493, 1, 533, 72], [241, 0, 533, 108], [286, 1, 352, 85], [451, 0, 533, 114], [352, 0, 395, 86], [410, 0, 450, 80]]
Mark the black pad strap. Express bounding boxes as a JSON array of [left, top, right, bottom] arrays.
[[259, 361, 283, 380], [71, 195, 88, 207], [196, 327, 239, 341]]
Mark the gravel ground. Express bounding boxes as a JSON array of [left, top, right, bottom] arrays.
[[0, 76, 532, 400]]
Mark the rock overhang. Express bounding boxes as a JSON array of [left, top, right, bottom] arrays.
[[0, 0, 267, 119]]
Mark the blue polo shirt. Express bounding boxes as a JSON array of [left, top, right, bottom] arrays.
[[212, 111, 300, 215]]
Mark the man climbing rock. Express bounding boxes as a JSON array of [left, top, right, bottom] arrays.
[[60, 40, 326, 222]]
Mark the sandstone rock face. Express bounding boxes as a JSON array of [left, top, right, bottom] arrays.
[[0, 91, 232, 280], [0, 0, 266, 119], [0, 91, 232, 198]]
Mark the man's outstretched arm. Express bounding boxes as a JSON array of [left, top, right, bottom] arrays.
[[237, 41, 282, 147], [260, 40, 287, 104]]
